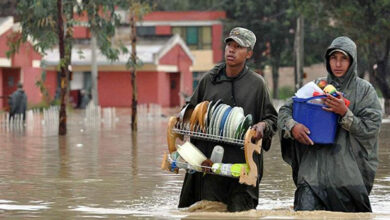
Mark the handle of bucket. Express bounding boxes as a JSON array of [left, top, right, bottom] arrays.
[[304, 95, 327, 103]]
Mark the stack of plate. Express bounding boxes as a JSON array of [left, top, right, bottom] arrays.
[[177, 100, 253, 140], [205, 100, 253, 140]]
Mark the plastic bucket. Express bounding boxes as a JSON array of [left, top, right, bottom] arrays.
[[292, 95, 339, 144]]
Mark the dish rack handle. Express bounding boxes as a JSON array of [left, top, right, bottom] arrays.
[[239, 128, 262, 186], [167, 116, 183, 153]]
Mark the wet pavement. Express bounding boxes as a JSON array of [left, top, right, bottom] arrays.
[[0, 108, 389, 219]]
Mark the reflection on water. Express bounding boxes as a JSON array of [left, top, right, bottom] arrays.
[[0, 109, 389, 219]]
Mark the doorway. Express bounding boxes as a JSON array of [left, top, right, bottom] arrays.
[[1, 67, 20, 109], [169, 72, 180, 107]]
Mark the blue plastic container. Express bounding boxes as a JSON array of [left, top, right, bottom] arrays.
[[292, 95, 339, 144]]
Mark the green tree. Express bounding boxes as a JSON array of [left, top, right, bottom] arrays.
[[148, 0, 301, 99], [122, 0, 152, 131], [12, 0, 125, 135], [221, 0, 295, 99], [295, 0, 390, 115]]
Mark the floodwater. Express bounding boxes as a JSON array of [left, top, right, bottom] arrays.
[[0, 108, 389, 219]]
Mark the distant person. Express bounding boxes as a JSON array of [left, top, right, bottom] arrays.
[[278, 36, 382, 212], [79, 90, 91, 109], [9, 82, 27, 120], [54, 88, 61, 100]]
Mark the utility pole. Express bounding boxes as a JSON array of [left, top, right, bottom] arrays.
[[294, 15, 304, 91], [91, 33, 99, 105], [130, 10, 137, 131]]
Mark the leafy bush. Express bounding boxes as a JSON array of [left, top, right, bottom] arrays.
[[277, 86, 295, 100]]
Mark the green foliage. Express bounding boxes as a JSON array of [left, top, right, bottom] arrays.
[[221, 0, 296, 72], [35, 68, 52, 104], [294, 0, 390, 102], [82, 0, 123, 60], [126, 56, 143, 70], [16, 0, 59, 54], [11, 0, 127, 61], [119, 0, 152, 70], [277, 86, 295, 100], [376, 88, 383, 98]]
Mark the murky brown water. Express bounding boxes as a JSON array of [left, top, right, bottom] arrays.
[[0, 109, 389, 219]]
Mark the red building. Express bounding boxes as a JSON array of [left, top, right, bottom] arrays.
[[54, 10, 226, 108], [130, 11, 226, 89], [0, 10, 226, 109], [44, 35, 194, 107], [0, 17, 44, 110]]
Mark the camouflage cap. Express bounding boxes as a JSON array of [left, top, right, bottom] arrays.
[[224, 27, 256, 50]]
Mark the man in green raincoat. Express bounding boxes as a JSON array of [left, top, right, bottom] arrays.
[[178, 27, 278, 212], [278, 36, 382, 212]]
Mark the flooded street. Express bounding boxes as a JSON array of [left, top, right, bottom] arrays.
[[0, 108, 389, 219]]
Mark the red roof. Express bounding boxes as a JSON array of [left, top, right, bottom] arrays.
[[143, 11, 226, 21]]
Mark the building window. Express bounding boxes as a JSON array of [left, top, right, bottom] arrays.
[[186, 27, 198, 48], [137, 26, 155, 36], [193, 72, 205, 89], [172, 26, 212, 50]]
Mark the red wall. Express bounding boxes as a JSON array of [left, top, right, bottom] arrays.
[[0, 68, 19, 108], [10, 34, 42, 105], [0, 69, 2, 104], [22, 67, 43, 104], [0, 29, 43, 107], [97, 67, 192, 108], [144, 11, 226, 21], [0, 29, 15, 58], [73, 26, 91, 39], [212, 24, 224, 63], [138, 71, 159, 104], [44, 70, 58, 99], [157, 72, 170, 107], [159, 44, 193, 100], [155, 26, 171, 35], [98, 71, 170, 107], [98, 71, 132, 107], [0, 69, 3, 108]]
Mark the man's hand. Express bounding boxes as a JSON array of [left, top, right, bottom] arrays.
[[323, 92, 348, 116], [291, 123, 314, 145], [251, 122, 266, 143]]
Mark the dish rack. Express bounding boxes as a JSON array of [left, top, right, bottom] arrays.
[[172, 120, 245, 146], [161, 116, 262, 187]]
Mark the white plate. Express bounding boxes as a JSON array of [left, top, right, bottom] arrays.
[[234, 116, 245, 139], [224, 108, 235, 137], [231, 109, 244, 139], [219, 106, 232, 137], [213, 104, 225, 135], [214, 104, 229, 136], [226, 107, 238, 137], [209, 104, 223, 135]]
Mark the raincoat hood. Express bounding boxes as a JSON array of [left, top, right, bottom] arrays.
[[325, 36, 357, 91]]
